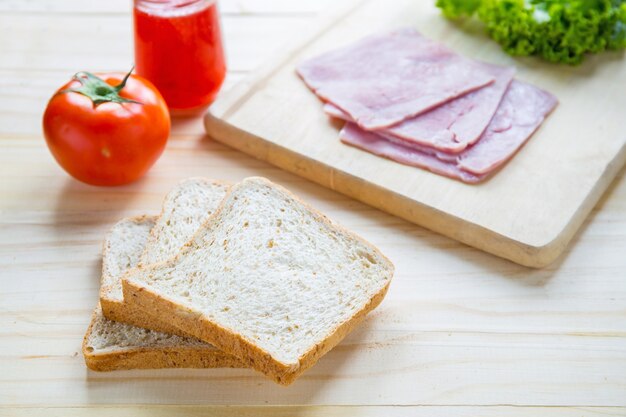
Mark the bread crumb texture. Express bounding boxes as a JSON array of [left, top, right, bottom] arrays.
[[141, 178, 229, 265], [85, 306, 212, 353], [101, 216, 155, 296]]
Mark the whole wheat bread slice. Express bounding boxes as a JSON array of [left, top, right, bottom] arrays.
[[122, 177, 394, 385], [100, 178, 229, 335], [83, 304, 243, 371]]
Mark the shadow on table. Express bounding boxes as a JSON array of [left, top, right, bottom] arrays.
[[50, 176, 156, 288], [51, 176, 152, 228], [410, 162, 625, 287]]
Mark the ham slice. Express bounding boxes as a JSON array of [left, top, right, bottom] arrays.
[[457, 80, 558, 174], [297, 28, 496, 130], [339, 81, 558, 183], [324, 64, 516, 153], [340, 123, 487, 184]]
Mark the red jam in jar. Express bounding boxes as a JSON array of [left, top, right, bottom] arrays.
[[134, 0, 226, 114]]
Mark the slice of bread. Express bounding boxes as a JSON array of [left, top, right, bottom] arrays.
[[100, 178, 229, 335], [140, 178, 230, 266], [122, 177, 394, 385], [83, 305, 243, 371]]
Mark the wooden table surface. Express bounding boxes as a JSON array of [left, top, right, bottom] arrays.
[[1, 0, 625, 416]]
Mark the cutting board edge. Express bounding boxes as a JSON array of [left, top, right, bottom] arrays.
[[204, 114, 626, 268]]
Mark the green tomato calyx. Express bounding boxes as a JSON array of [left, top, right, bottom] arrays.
[[59, 67, 143, 107]]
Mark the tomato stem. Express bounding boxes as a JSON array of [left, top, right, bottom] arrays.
[[58, 67, 143, 107]]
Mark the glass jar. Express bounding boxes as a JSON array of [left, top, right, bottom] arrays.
[[133, 0, 227, 115]]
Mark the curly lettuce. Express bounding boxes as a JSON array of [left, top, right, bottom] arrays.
[[435, 0, 626, 64]]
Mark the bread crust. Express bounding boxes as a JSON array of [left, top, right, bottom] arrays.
[[122, 176, 394, 385], [99, 296, 188, 336], [82, 307, 245, 371]]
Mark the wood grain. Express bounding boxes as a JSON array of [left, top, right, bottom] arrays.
[[3, 406, 626, 417], [205, 0, 626, 268], [0, 0, 625, 415]]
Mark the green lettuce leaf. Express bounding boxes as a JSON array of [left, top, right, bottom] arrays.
[[436, 0, 626, 64]]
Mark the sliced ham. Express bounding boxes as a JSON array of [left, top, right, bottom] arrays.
[[324, 63, 516, 153], [339, 81, 558, 183], [340, 123, 488, 184], [297, 28, 496, 130], [457, 80, 558, 174]]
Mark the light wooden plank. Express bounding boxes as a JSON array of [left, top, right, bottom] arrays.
[[1, 332, 625, 406], [0, 14, 310, 73], [2, 406, 625, 417]]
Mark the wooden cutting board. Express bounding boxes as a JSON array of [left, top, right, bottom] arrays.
[[205, 0, 626, 268]]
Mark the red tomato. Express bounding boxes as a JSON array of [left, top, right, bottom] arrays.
[[43, 70, 170, 186]]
